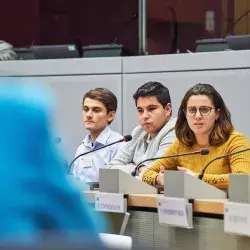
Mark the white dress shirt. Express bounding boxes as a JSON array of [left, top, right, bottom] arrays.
[[73, 126, 123, 182]]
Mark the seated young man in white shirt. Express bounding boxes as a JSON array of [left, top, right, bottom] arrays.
[[73, 88, 123, 182]]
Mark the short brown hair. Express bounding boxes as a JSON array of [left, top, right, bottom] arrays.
[[82, 88, 117, 124], [175, 83, 233, 146]]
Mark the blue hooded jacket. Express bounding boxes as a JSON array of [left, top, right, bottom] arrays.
[[0, 80, 103, 245]]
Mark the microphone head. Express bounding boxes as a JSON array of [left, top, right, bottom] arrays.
[[200, 148, 209, 155], [123, 135, 132, 142]]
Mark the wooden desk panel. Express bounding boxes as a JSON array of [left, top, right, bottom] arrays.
[[84, 191, 226, 215]]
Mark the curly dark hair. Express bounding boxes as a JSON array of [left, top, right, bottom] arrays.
[[133, 81, 171, 108]]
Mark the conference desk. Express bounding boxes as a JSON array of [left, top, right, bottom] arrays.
[[84, 191, 250, 250]]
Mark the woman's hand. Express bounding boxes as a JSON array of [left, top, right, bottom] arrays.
[[156, 166, 165, 185], [177, 166, 195, 177]]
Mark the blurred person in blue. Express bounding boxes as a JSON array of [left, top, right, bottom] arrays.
[[72, 88, 123, 183], [0, 80, 105, 247]]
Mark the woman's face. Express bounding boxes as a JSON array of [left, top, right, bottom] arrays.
[[185, 95, 219, 139]]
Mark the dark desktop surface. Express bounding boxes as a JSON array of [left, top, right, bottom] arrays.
[[32, 45, 80, 59], [14, 45, 80, 60], [226, 34, 250, 50], [82, 44, 133, 57]]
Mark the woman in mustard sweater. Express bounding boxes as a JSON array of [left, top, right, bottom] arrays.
[[142, 83, 250, 189]]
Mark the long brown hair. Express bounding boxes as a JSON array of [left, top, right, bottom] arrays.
[[175, 83, 233, 146]]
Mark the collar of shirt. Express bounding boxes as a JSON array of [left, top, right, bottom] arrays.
[[145, 133, 152, 144], [82, 126, 112, 149], [143, 118, 176, 144], [145, 133, 156, 144]]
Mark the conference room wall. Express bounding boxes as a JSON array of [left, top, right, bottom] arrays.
[[122, 51, 250, 138], [31, 75, 122, 159], [0, 58, 123, 160], [1, 51, 250, 159]]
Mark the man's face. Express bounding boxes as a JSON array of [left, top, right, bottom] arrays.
[[82, 98, 115, 134], [136, 96, 172, 138]]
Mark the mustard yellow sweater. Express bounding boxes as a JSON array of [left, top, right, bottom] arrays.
[[142, 131, 250, 189]]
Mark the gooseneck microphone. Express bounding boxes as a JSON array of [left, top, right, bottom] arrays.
[[131, 148, 210, 177], [198, 147, 250, 180], [68, 135, 132, 171]]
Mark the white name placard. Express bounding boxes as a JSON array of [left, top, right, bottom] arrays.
[[224, 202, 250, 236], [95, 192, 126, 213], [157, 197, 193, 228]]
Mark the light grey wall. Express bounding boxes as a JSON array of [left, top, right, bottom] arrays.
[[122, 51, 250, 138], [0, 58, 122, 159], [1, 50, 250, 159], [0, 57, 122, 76], [31, 75, 122, 158], [122, 70, 250, 137]]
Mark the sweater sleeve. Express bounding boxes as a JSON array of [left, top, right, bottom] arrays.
[[143, 129, 176, 168], [197, 133, 250, 189], [107, 126, 141, 174], [142, 139, 179, 185]]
